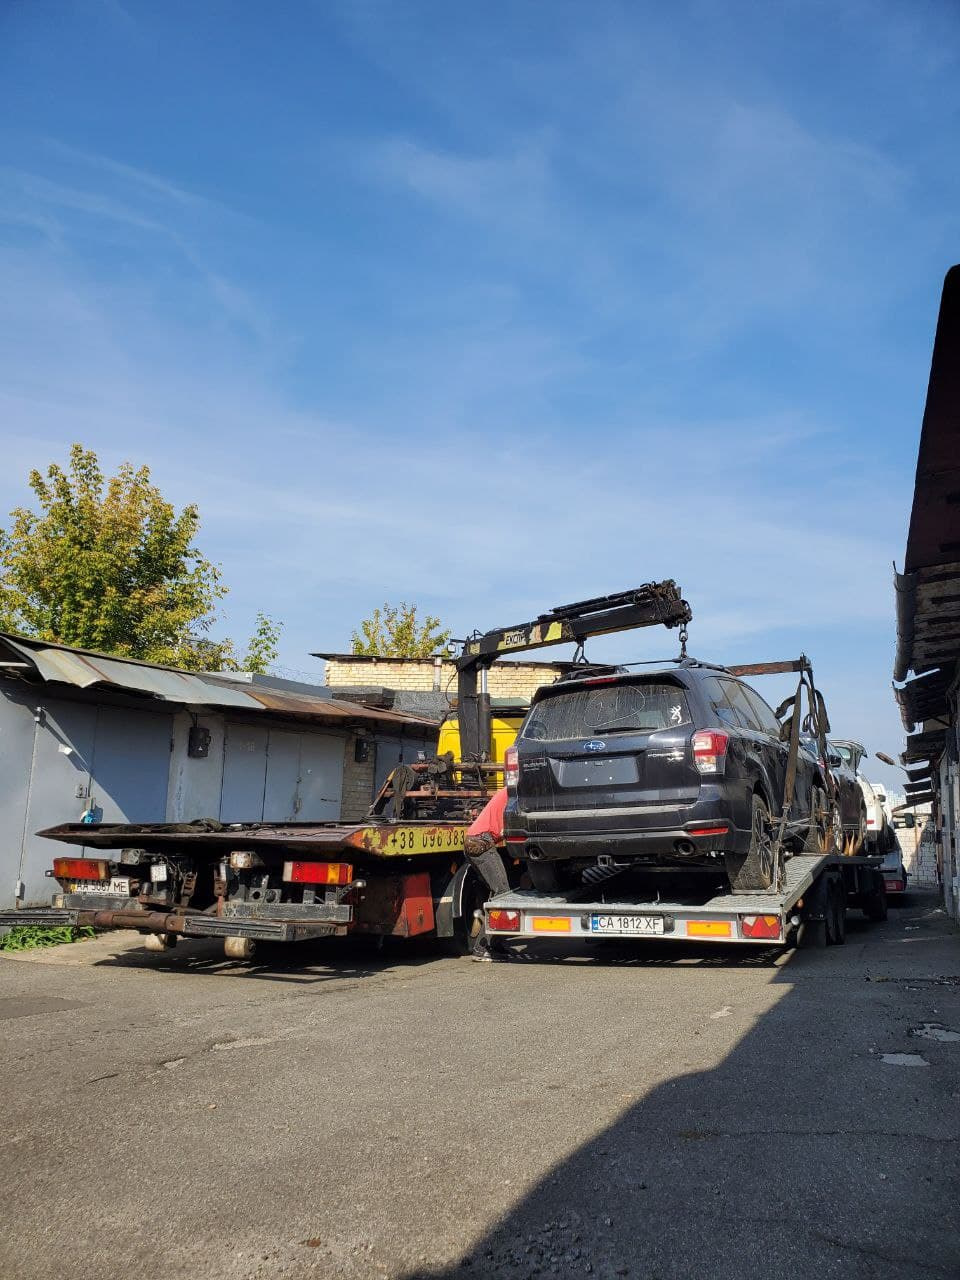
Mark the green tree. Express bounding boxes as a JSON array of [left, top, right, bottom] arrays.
[[0, 444, 282, 673], [351, 602, 452, 657]]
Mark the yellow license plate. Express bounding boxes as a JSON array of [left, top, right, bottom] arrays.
[[347, 825, 466, 857]]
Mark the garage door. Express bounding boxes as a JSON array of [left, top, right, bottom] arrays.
[[221, 726, 343, 823]]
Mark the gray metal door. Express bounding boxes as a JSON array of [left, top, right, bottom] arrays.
[[220, 724, 269, 822], [19, 700, 98, 906], [90, 706, 172, 824], [295, 733, 343, 820], [263, 731, 302, 821]]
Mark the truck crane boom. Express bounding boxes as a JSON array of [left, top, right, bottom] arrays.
[[455, 580, 692, 761]]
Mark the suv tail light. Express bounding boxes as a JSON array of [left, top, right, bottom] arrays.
[[692, 730, 729, 775], [504, 746, 519, 790]]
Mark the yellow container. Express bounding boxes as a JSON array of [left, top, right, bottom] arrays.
[[436, 712, 523, 764]]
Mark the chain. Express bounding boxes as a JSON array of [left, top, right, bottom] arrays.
[[678, 623, 689, 660]]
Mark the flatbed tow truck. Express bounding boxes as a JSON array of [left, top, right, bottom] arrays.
[[0, 582, 693, 958], [484, 656, 889, 951], [484, 850, 886, 950]]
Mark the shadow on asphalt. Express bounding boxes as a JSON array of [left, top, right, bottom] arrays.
[[401, 890, 958, 1280]]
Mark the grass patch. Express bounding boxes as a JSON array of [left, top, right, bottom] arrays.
[[0, 924, 96, 952]]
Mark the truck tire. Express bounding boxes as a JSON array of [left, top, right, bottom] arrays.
[[142, 932, 176, 952], [798, 872, 829, 948], [224, 937, 256, 961], [725, 794, 781, 893], [826, 883, 846, 945], [448, 866, 486, 956], [799, 917, 827, 948], [862, 874, 888, 922]]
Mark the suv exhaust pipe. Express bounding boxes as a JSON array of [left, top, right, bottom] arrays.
[[674, 839, 696, 856]]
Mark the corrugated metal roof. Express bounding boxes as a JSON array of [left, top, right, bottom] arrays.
[[0, 633, 437, 731]]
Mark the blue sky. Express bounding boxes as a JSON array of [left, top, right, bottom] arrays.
[[1, 0, 958, 789]]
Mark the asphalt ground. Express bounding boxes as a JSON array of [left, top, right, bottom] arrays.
[[0, 890, 957, 1280]]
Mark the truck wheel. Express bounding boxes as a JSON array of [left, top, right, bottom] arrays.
[[142, 932, 177, 952], [725, 795, 780, 892], [799, 917, 827, 948], [826, 884, 846, 945], [862, 875, 888, 922], [223, 937, 256, 961], [449, 867, 486, 956]]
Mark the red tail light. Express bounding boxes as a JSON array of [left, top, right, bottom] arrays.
[[885, 878, 904, 893], [52, 857, 110, 882], [739, 914, 782, 940], [487, 909, 521, 931], [692, 730, 729, 774], [282, 861, 353, 885], [504, 746, 519, 790]]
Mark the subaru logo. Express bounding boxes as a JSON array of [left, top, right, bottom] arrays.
[[583, 740, 606, 752]]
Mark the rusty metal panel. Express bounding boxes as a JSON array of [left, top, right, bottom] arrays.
[[397, 873, 435, 937]]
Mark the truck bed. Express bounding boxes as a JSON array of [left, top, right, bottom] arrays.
[[485, 853, 881, 945]]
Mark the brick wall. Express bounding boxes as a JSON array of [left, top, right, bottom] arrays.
[[339, 736, 376, 823], [324, 658, 557, 704], [899, 809, 939, 889]]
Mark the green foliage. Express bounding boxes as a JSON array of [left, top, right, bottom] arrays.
[[351, 602, 452, 658], [239, 611, 284, 675], [0, 445, 281, 673], [0, 924, 96, 952]]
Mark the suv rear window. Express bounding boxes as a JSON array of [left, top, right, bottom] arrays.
[[522, 682, 692, 741]]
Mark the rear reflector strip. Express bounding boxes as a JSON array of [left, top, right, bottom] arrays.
[[690, 826, 729, 838], [488, 909, 521, 931], [282, 861, 353, 886], [52, 857, 110, 882], [739, 914, 782, 940], [530, 916, 572, 933], [686, 920, 732, 938]]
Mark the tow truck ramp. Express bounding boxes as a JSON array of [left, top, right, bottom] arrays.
[[485, 852, 884, 946]]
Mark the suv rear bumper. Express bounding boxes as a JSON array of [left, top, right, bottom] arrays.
[[507, 819, 750, 863]]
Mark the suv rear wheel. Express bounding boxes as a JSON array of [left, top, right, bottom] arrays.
[[725, 794, 781, 893]]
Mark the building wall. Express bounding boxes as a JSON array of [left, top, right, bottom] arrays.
[[0, 686, 175, 909], [324, 657, 557, 703], [898, 806, 938, 889]]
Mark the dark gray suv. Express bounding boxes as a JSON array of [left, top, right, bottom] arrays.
[[503, 661, 827, 894]]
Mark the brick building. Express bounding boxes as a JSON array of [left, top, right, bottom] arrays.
[[318, 654, 561, 704]]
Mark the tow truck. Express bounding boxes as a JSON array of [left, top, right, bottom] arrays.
[[484, 657, 889, 951], [0, 582, 692, 958]]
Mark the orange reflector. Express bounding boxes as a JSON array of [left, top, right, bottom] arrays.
[[530, 916, 572, 933], [488, 909, 521, 932], [52, 857, 109, 882], [686, 919, 732, 938], [739, 914, 782, 940], [282, 861, 353, 886]]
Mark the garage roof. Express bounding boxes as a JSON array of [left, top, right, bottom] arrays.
[[0, 633, 438, 733]]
